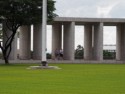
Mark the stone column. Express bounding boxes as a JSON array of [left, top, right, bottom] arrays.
[[19, 25, 31, 60], [116, 24, 125, 60], [9, 34, 17, 60], [84, 24, 93, 60], [63, 22, 75, 60], [3, 23, 17, 60], [33, 24, 42, 60], [93, 22, 103, 60], [52, 23, 62, 59], [116, 24, 122, 60]]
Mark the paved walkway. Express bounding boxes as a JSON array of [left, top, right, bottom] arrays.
[[0, 59, 125, 64]]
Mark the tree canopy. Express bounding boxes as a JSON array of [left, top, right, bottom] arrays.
[[75, 45, 84, 59], [0, 0, 57, 64], [0, 0, 56, 25]]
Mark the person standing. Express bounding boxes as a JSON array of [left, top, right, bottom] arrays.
[[59, 49, 63, 60], [55, 49, 60, 60]]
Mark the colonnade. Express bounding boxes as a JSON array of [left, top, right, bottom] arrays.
[[2, 20, 125, 61], [2, 22, 17, 60], [2, 24, 43, 60], [52, 22, 75, 60], [84, 23, 103, 60], [52, 22, 103, 60], [19, 24, 43, 60]]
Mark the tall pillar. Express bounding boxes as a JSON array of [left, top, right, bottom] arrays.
[[116, 24, 125, 60], [19, 25, 31, 59], [84, 24, 93, 60], [93, 22, 103, 60], [33, 24, 42, 60], [63, 22, 75, 60], [3, 22, 17, 60], [52, 23, 62, 59], [116, 24, 122, 60], [11, 34, 17, 60]]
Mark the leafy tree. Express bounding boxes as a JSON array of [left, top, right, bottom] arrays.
[[0, 0, 57, 64], [75, 45, 84, 59], [103, 50, 115, 59]]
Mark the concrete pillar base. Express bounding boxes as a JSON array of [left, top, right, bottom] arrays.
[[63, 22, 75, 60], [52, 23, 62, 59], [93, 22, 103, 60], [84, 24, 92, 60], [116, 24, 125, 60], [33, 24, 42, 60], [19, 25, 31, 60]]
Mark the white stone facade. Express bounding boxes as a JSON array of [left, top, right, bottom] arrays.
[[2, 17, 125, 61]]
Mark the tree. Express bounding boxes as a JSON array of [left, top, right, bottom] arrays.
[[75, 45, 84, 59], [0, 0, 57, 64]]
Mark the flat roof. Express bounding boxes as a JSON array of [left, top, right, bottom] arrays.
[[53, 17, 125, 25]]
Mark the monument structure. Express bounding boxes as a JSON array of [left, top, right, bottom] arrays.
[[3, 17, 125, 61]]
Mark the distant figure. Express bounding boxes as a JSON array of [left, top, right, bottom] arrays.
[[55, 49, 60, 60], [59, 49, 63, 60]]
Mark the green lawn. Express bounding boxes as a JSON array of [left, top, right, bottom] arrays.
[[0, 63, 125, 94]]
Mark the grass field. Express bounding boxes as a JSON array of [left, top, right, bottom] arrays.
[[0, 63, 125, 94]]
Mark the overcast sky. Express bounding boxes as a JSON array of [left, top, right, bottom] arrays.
[[55, 0, 125, 18], [47, 0, 125, 52]]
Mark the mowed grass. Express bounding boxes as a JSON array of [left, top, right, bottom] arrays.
[[0, 63, 125, 94]]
